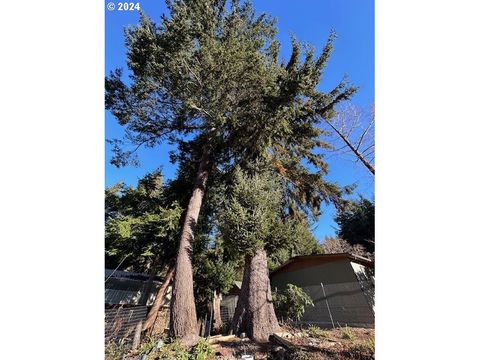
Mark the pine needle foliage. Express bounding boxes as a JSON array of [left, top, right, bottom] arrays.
[[273, 284, 314, 322], [106, 0, 357, 218], [217, 166, 283, 257], [335, 196, 374, 253], [105, 170, 182, 272]]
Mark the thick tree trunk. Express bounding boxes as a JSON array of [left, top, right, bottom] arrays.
[[170, 144, 212, 345], [230, 248, 279, 343], [142, 265, 174, 332]]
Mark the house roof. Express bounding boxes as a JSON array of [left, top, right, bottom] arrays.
[[269, 253, 374, 277], [104, 269, 164, 283]]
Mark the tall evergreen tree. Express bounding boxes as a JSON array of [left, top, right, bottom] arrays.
[[106, 0, 356, 342]]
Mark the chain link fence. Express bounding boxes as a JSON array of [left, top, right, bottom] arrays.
[[219, 280, 375, 328], [105, 305, 148, 343], [220, 295, 238, 324], [298, 280, 375, 328], [105, 280, 374, 344]]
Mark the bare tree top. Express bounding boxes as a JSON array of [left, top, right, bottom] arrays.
[[323, 102, 375, 175]]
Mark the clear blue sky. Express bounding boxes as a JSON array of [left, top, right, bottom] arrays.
[[105, 0, 374, 241]]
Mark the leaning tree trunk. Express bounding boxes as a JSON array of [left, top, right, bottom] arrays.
[[230, 248, 280, 342], [170, 144, 212, 345], [138, 257, 163, 306], [142, 265, 174, 333]]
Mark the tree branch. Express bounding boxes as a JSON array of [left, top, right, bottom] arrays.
[[324, 118, 375, 175]]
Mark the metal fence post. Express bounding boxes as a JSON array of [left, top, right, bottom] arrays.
[[321, 282, 335, 328]]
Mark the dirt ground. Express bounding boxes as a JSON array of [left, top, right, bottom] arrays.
[[213, 326, 374, 360], [112, 326, 374, 360]]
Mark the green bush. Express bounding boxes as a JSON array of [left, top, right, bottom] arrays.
[[144, 338, 215, 360], [139, 335, 158, 355], [273, 284, 314, 322], [192, 338, 216, 360], [156, 339, 189, 360]]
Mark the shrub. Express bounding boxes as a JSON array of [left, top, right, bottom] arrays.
[[192, 338, 216, 360], [139, 335, 158, 356], [273, 284, 314, 322], [146, 338, 216, 360], [156, 339, 189, 360]]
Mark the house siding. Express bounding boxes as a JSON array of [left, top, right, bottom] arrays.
[[271, 259, 374, 328]]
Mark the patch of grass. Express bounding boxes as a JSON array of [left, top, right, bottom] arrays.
[[105, 341, 130, 360], [307, 325, 330, 339], [348, 341, 375, 360], [290, 349, 311, 360], [139, 335, 158, 355], [365, 336, 375, 352], [341, 326, 356, 340]]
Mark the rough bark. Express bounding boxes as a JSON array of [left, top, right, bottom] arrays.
[[212, 291, 223, 332], [170, 143, 212, 344], [132, 320, 143, 350], [230, 248, 280, 342], [142, 265, 174, 332]]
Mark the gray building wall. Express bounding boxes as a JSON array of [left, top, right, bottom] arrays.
[[105, 277, 163, 306], [271, 259, 374, 328]]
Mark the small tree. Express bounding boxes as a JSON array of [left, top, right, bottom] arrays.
[[273, 284, 314, 322], [217, 167, 283, 341], [192, 244, 239, 318], [105, 171, 183, 336]]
